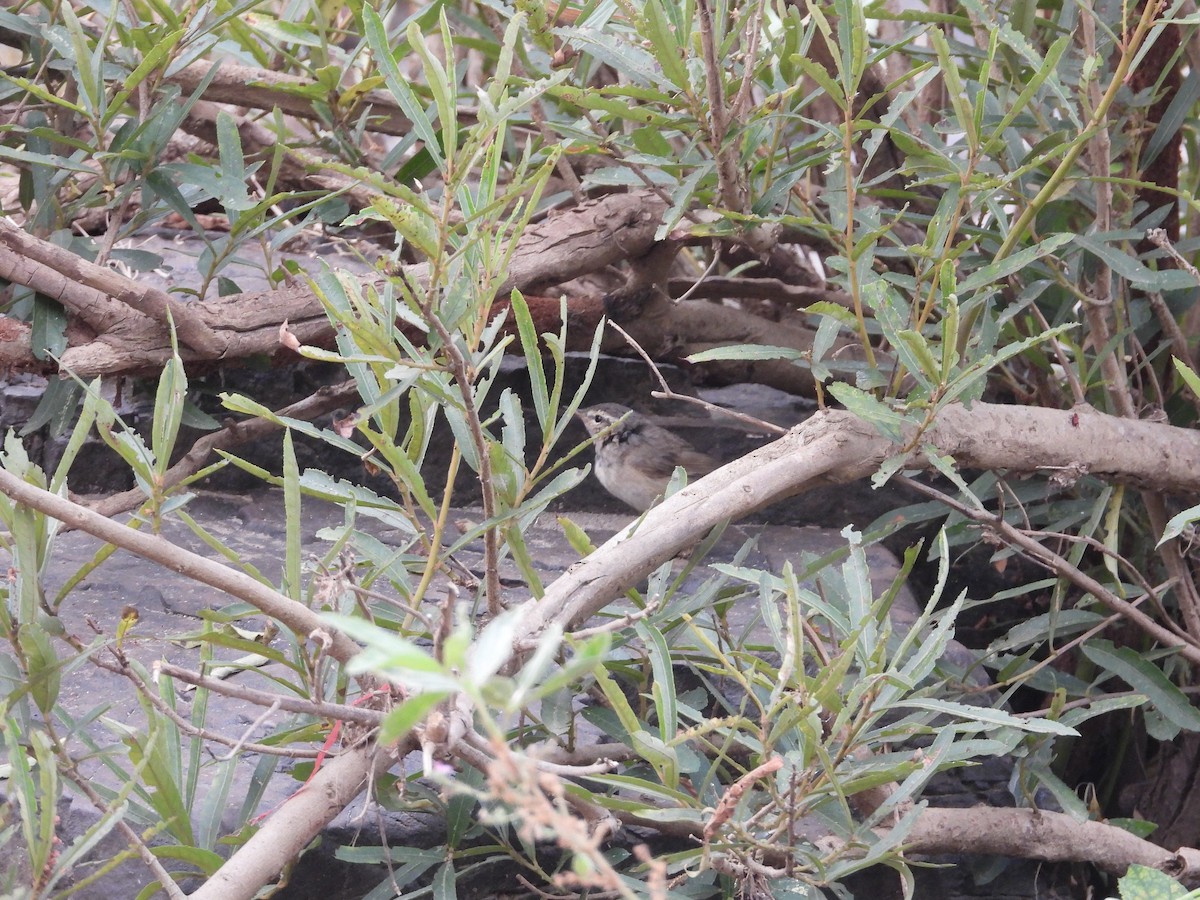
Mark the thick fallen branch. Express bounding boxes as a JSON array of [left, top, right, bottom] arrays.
[[0, 219, 220, 354], [666, 275, 853, 309], [0, 468, 362, 666], [642, 298, 868, 394], [513, 401, 1200, 659], [902, 807, 1200, 879], [622, 803, 1200, 882], [1, 193, 867, 395], [188, 742, 393, 900], [0, 190, 667, 376]]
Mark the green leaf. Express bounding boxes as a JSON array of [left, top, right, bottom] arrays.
[[929, 27, 975, 148], [636, 621, 677, 745], [124, 724, 194, 845], [282, 431, 301, 601], [150, 843, 225, 875], [1174, 357, 1200, 398], [1082, 641, 1200, 733], [980, 35, 1070, 157], [111, 27, 185, 115], [827, 383, 914, 442], [508, 290, 549, 430], [593, 663, 641, 741], [408, 18, 456, 161], [1145, 69, 1200, 169], [151, 352, 187, 477], [215, 110, 251, 211], [1160, 500, 1200, 546], [145, 169, 204, 232], [642, 0, 691, 91], [688, 344, 805, 363], [1074, 234, 1198, 292], [18, 623, 61, 713], [957, 233, 1073, 295], [893, 329, 940, 386], [378, 691, 448, 745], [361, 6, 442, 163], [1116, 864, 1192, 899], [790, 53, 845, 109], [31, 294, 67, 362], [432, 860, 457, 900], [21, 377, 81, 439], [1107, 818, 1159, 839], [891, 699, 1077, 735]]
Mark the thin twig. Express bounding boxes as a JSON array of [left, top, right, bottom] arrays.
[[730, 0, 768, 121], [1145, 227, 1200, 283], [696, 0, 744, 212], [1027, 302, 1087, 407], [463, 729, 619, 777], [670, 246, 722, 304], [999, 583, 1169, 697], [607, 320, 785, 435], [216, 700, 283, 761], [104, 653, 323, 758], [562, 596, 661, 642], [422, 305, 504, 616], [0, 468, 363, 665], [151, 660, 385, 726]]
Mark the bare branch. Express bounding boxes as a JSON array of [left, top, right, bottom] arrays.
[[0, 218, 221, 354], [188, 743, 395, 900], [514, 403, 1200, 658], [0, 470, 362, 665]]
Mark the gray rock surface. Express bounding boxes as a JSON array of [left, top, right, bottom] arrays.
[[0, 484, 1036, 899]]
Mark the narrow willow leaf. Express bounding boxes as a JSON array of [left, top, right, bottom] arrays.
[[151, 352, 187, 476], [282, 431, 301, 600], [379, 691, 448, 745], [892, 699, 1077, 735], [361, 5, 442, 162], [636, 621, 677, 744], [957, 233, 1072, 295], [827, 383, 913, 442], [642, 0, 691, 91], [30, 294, 67, 362], [17, 624, 60, 714], [1082, 640, 1200, 732], [981, 35, 1070, 156], [688, 343, 804, 363], [790, 54, 845, 108], [409, 17, 456, 161], [929, 28, 975, 148], [508, 290, 549, 429], [1160, 500, 1200, 546]]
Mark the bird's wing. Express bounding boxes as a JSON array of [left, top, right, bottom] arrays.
[[640, 436, 720, 480]]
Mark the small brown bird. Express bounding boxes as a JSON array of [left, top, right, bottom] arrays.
[[577, 403, 719, 511]]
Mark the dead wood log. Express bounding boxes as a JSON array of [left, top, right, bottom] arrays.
[[0, 190, 667, 377]]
